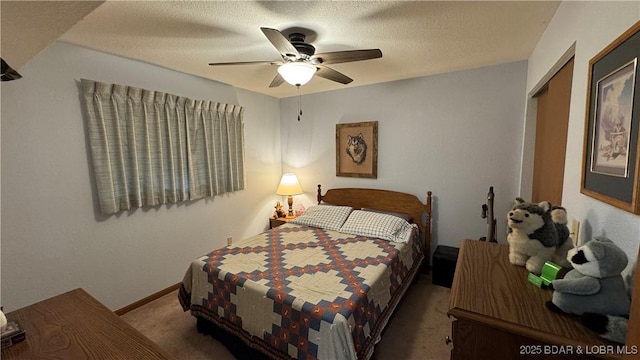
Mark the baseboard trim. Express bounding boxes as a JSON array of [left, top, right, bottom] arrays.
[[115, 283, 181, 316]]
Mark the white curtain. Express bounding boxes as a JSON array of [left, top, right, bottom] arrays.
[[81, 79, 245, 215], [187, 102, 245, 199]]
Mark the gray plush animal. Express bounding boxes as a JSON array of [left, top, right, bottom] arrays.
[[581, 260, 634, 344], [546, 237, 630, 316], [581, 313, 628, 344], [507, 199, 563, 274]]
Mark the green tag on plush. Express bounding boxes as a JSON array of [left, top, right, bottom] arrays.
[[528, 273, 543, 288]]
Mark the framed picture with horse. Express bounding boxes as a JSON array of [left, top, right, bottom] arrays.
[[336, 121, 378, 178]]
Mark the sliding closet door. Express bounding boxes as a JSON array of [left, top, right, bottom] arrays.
[[532, 57, 574, 205]]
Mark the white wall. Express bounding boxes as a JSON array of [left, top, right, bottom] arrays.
[[0, 41, 282, 311], [279, 61, 529, 255], [525, 2, 640, 264]]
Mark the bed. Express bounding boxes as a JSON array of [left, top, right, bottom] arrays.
[[179, 185, 433, 360]]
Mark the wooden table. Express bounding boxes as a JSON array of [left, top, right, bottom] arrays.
[[1, 288, 173, 359], [448, 239, 623, 360]]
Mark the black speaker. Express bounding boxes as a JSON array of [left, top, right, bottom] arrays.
[[432, 245, 459, 288]]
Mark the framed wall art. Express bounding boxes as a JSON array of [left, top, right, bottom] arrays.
[[336, 121, 378, 178], [581, 21, 640, 214]]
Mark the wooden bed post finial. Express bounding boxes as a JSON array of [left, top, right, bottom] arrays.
[[317, 184, 322, 204]]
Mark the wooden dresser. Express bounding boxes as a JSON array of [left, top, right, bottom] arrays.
[[1, 288, 173, 359], [448, 240, 628, 360]]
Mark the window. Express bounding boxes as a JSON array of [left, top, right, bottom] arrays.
[[81, 79, 245, 215]]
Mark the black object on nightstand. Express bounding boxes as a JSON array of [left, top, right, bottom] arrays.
[[432, 245, 459, 288]]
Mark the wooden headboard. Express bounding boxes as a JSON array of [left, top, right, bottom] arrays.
[[317, 185, 433, 267]]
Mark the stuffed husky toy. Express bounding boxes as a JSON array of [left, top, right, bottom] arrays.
[[507, 198, 572, 274], [548, 204, 574, 268], [546, 237, 630, 317]]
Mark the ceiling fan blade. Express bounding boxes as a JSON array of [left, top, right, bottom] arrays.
[[315, 65, 353, 84], [269, 73, 285, 88], [260, 27, 300, 59], [209, 60, 281, 66], [311, 49, 382, 65]]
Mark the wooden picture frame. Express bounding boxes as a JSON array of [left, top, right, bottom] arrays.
[[581, 21, 640, 214], [336, 121, 378, 178]]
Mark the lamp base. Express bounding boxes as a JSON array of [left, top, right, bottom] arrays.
[[287, 195, 294, 217]]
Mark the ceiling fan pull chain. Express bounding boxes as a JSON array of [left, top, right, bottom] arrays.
[[297, 86, 302, 121]]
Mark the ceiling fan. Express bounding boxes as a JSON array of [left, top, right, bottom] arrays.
[[208, 27, 382, 88]]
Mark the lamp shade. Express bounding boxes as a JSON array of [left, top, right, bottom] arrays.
[[277, 62, 316, 86], [276, 173, 303, 196]]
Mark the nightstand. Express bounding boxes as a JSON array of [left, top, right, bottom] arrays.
[[269, 216, 297, 229]]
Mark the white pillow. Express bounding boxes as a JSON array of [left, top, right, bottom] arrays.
[[290, 205, 353, 231], [339, 210, 416, 243]]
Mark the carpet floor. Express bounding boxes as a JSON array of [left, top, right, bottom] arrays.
[[121, 274, 452, 360]]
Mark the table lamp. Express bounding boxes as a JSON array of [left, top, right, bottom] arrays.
[[276, 173, 303, 217]]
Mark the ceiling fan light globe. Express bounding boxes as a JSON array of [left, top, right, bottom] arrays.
[[278, 62, 316, 86]]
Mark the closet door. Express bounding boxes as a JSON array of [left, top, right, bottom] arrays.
[[532, 57, 574, 205]]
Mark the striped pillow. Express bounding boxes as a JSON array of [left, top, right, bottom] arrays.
[[290, 205, 353, 231]]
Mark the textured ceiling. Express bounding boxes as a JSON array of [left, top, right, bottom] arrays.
[[1, 1, 104, 69], [2, 1, 560, 99]]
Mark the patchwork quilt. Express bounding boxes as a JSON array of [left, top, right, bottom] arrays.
[[179, 223, 424, 360]]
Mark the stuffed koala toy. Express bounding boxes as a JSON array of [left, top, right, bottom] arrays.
[[545, 237, 630, 317], [507, 198, 572, 274]]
